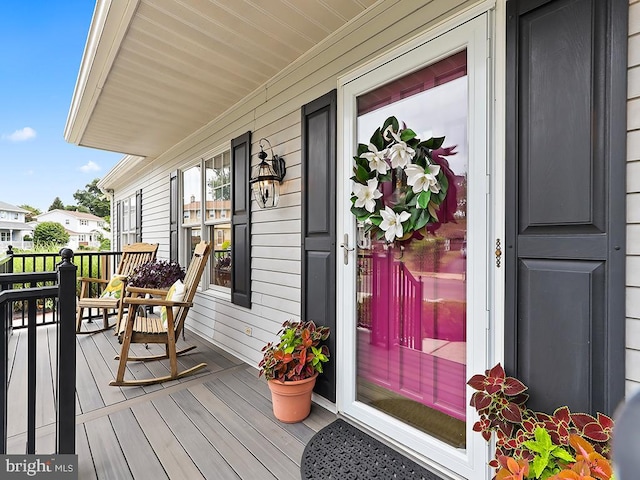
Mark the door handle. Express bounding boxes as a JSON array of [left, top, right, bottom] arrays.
[[340, 234, 355, 265]]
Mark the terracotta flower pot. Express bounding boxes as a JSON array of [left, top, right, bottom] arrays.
[[267, 373, 318, 423]]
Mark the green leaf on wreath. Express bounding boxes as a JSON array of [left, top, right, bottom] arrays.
[[417, 190, 431, 209], [420, 136, 445, 150], [357, 143, 369, 156], [400, 129, 416, 142], [356, 164, 369, 183], [371, 128, 384, 150], [382, 116, 399, 135], [428, 202, 439, 221], [369, 216, 382, 226], [415, 210, 430, 230]]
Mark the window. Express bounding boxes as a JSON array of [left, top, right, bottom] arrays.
[[120, 195, 137, 246], [206, 150, 232, 289], [0, 232, 9, 241], [13, 213, 19, 220], [1, 211, 8, 219], [180, 149, 232, 291], [182, 165, 203, 266], [80, 219, 88, 226], [65, 219, 70, 225]]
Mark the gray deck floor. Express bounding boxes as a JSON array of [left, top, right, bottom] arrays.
[[7, 321, 336, 479]]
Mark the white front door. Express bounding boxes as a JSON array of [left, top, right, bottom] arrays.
[[337, 14, 492, 480]]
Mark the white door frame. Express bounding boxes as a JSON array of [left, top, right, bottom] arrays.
[[336, 11, 499, 480]]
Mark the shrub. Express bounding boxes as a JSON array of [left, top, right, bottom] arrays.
[[33, 222, 69, 247]]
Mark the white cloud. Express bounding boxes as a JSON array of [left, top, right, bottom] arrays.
[[2, 127, 37, 142], [79, 161, 100, 173]]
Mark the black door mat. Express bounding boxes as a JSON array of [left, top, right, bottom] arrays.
[[301, 419, 446, 480]]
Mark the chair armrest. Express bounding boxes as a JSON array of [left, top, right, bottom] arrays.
[[126, 286, 170, 297], [123, 297, 193, 308]]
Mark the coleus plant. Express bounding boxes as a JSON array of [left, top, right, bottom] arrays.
[[258, 320, 330, 382], [468, 364, 614, 480]]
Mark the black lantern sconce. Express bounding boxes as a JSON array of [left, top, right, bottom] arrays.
[[250, 137, 286, 209]]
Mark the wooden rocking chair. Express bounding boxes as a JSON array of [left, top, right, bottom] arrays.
[[76, 242, 159, 334], [110, 241, 212, 387]]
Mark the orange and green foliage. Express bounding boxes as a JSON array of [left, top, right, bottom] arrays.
[[468, 364, 614, 480]]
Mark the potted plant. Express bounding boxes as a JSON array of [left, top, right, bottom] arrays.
[[258, 320, 330, 423], [128, 260, 185, 289]]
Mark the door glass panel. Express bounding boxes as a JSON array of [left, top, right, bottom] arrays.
[[355, 50, 468, 447]]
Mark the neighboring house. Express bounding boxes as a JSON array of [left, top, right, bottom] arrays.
[[64, 1, 633, 479], [0, 201, 33, 250], [36, 209, 108, 250]]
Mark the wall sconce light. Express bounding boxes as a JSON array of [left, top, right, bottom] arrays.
[[250, 137, 286, 209]]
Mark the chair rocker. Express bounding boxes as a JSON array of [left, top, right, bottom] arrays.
[[76, 242, 158, 334], [110, 241, 212, 387]]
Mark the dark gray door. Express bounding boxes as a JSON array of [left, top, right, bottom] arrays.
[[301, 90, 337, 402], [505, 0, 626, 415]]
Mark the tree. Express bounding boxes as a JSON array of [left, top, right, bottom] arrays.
[[73, 178, 110, 218], [33, 222, 69, 247], [65, 204, 89, 213], [49, 197, 65, 211], [18, 204, 41, 222]]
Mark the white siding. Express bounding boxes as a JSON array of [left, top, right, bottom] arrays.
[[628, 0, 640, 396], [107, 0, 478, 366]]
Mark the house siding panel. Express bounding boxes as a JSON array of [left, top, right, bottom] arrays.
[[107, 1, 478, 376], [629, 0, 640, 395]]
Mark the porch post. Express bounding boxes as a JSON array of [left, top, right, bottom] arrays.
[[56, 248, 76, 454]]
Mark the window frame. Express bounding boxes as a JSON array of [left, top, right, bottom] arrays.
[[120, 194, 138, 246], [205, 148, 232, 294], [179, 143, 232, 297]]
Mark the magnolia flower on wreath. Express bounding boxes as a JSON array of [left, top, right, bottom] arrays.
[[350, 116, 456, 244]]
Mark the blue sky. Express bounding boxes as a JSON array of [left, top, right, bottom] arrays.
[[0, 1, 122, 213]]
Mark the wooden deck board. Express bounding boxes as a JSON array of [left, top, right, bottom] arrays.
[[171, 388, 278, 480], [84, 415, 132, 479], [76, 424, 98, 480], [75, 339, 108, 413], [214, 372, 318, 443], [35, 327, 56, 431], [190, 383, 301, 480], [209, 375, 311, 457], [152, 394, 241, 479], [130, 402, 205, 480], [7, 330, 28, 438], [110, 408, 169, 479], [6, 323, 337, 479]]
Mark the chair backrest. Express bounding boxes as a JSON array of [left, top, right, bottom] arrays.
[[116, 243, 159, 277], [173, 241, 212, 336]]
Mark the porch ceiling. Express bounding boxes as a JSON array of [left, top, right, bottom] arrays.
[[65, 0, 376, 158]]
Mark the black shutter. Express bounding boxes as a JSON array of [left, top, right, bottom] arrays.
[[115, 200, 121, 251], [135, 189, 142, 242], [169, 171, 179, 263], [505, 0, 627, 415], [231, 131, 252, 308], [301, 90, 337, 402]]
